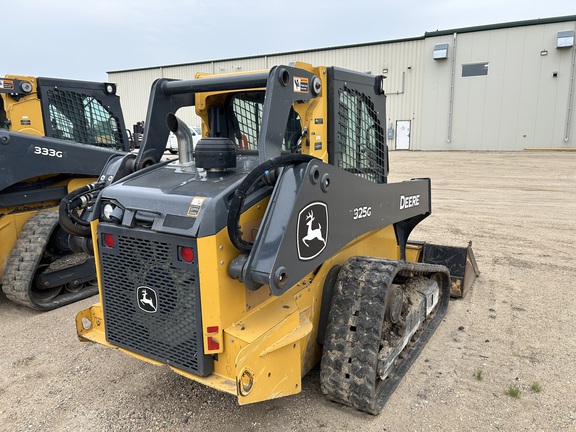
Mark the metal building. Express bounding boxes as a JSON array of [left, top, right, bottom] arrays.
[[109, 15, 576, 150]]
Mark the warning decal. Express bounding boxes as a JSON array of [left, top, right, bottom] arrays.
[[293, 77, 309, 93], [0, 80, 14, 90], [187, 197, 206, 217]]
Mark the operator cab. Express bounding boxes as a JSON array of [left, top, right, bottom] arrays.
[[175, 90, 304, 173], [196, 90, 302, 153]]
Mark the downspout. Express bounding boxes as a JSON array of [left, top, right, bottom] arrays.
[[384, 71, 406, 149], [447, 32, 457, 143], [564, 43, 576, 142]]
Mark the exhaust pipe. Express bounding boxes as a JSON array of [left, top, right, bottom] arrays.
[[166, 113, 193, 165]]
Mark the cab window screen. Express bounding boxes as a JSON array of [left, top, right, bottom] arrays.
[[47, 89, 123, 150], [231, 93, 262, 150], [230, 92, 301, 152], [337, 87, 386, 183]]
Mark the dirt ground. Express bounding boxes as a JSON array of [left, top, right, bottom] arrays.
[[1, 151, 576, 431]]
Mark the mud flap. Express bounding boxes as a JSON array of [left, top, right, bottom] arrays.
[[420, 242, 479, 298]]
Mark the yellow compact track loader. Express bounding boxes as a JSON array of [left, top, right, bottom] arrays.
[[62, 62, 478, 414], [0, 75, 130, 310]]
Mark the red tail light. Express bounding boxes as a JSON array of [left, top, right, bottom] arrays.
[[207, 337, 219, 350], [179, 246, 194, 263], [103, 233, 115, 248]]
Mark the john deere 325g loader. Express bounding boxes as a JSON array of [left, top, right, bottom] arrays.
[[61, 62, 478, 414]]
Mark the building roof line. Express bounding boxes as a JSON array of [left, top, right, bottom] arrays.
[[108, 14, 576, 75], [424, 14, 576, 37], [107, 35, 423, 75]]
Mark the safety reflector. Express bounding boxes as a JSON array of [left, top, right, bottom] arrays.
[[207, 337, 219, 350], [206, 326, 219, 350]]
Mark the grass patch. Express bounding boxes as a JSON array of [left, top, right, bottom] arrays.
[[506, 385, 521, 398], [474, 369, 484, 381], [530, 382, 542, 393]]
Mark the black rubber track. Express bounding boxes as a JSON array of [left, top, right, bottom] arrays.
[[320, 257, 450, 415], [1, 209, 98, 311]]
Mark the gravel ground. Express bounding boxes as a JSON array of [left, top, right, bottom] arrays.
[[1, 151, 576, 431]]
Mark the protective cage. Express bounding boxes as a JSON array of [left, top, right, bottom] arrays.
[[37, 77, 127, 150], [327, 68, 388, 184], [230, 91, 302, 152]]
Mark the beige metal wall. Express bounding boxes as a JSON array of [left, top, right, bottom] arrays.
[[109, 40, 425, 143], [110, 17, 576, 150], [420, 20, 576, 150], [265, 41, 425, 150]]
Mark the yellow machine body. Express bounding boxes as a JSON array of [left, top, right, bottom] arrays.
[[77, 60, 423, 400], [0, 178, 95, 280], [0, 75, 96, 278], [1, 75, 45, 136], [73, 62, 477, 413], [78, 220, 420, 403]]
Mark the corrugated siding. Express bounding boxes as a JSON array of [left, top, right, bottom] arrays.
[[111, 69, 162, 129], [110, 18, 576, 150], [111, 41, 425, 144], [421, 20, 576, 150]]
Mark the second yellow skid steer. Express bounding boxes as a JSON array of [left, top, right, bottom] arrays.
[[0, 75, 130, 310]]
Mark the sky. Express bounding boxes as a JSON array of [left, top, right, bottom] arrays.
[[3, 0, 575, 82]]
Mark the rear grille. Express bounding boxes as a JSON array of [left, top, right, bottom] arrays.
[[99, 224, 212, 376]]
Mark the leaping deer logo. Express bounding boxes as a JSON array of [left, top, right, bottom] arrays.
[[302, 210, 326, 247], [137, 287, 157, 313], [297, 202, 328, 261]]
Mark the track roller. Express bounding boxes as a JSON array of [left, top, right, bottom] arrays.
[[320, 256, 450, 414], [1, 209, 98, 311]]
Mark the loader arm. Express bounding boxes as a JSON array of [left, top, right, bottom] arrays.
[[0, 132, 124, 202], [236, 159, 431, 294], [134, 72, 270, 169]]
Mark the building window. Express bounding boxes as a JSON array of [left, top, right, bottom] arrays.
[[462, 63, 489, 77]]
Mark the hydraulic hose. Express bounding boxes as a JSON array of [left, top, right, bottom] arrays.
[[227, 154, 316, 253], [59, 182, 104, 237]]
